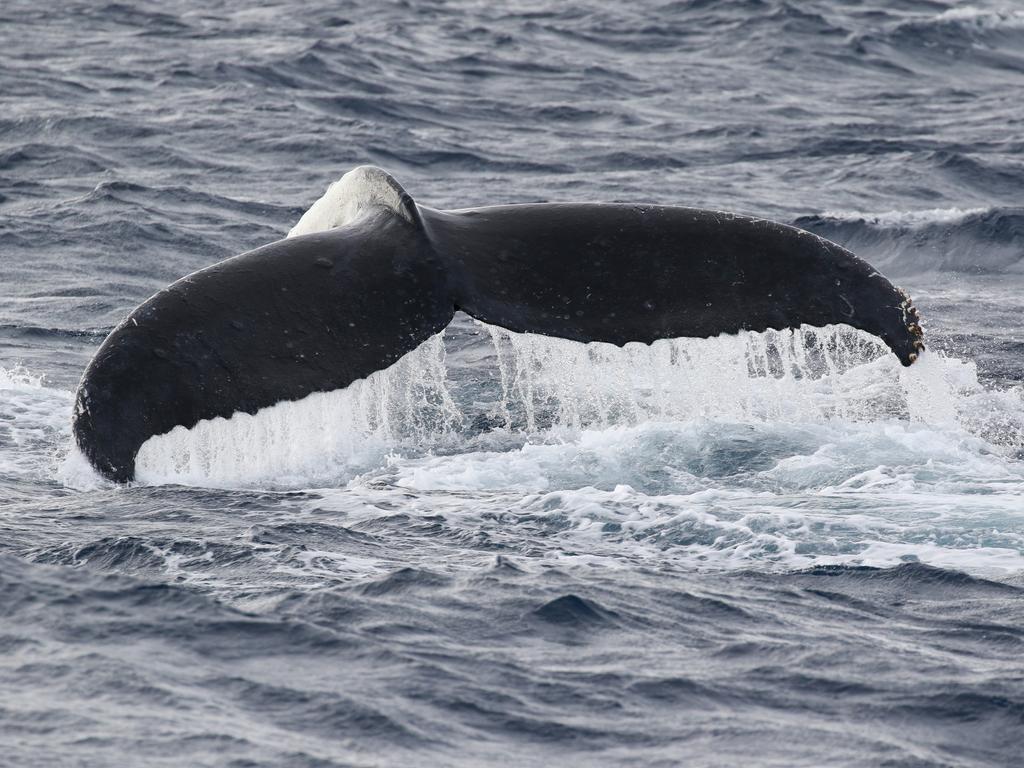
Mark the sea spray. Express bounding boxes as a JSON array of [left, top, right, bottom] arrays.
[[0, 366, 75, 483], [134, 334, 462, 487], [486, 322, 904, 429], [126, 319, 1021, 489]]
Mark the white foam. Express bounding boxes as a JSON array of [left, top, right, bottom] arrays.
[[899, 350, 960, 426], [387, 419, 1020, 496], [0, 364, 45, 391], [287, 165, 414, 238], [56, 445, 108, 491], [933, 6, 1024, 29], [817, 207, 988, 228], [326, 415, 1024, 575], [0, 365, 88, 485]]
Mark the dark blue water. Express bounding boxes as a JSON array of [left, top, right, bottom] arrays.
[[3, 1, 1024, 765]]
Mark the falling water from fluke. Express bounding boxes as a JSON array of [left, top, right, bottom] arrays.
[[129, 320, 1013, 489]]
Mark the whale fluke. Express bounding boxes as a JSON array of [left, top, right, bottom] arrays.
[[73, 166, 924, 482]]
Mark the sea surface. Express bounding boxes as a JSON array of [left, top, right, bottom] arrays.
[[3, 1, 1024, 766]]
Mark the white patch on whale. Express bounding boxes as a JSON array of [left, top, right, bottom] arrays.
[[287, 165, 416, 237]]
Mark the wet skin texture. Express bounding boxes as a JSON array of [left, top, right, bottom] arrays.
[[74, 179, 923, 481]]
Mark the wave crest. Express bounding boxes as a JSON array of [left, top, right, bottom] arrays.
[[795, 206, 1024, 274]]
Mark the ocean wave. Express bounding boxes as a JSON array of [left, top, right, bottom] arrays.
[[920, 6, 1024, 32], [0, 142, 112, 177], [871, 5, 1024, 50], [794, 206, 1024, 274]]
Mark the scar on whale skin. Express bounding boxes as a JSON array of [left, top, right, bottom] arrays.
[[73, 166, 924, 482]]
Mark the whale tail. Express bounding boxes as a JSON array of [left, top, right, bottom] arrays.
[[415, 190, 924, 366], [73, 165, 924, 482]]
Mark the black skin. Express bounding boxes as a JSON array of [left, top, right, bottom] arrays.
[[74, 189, 923, 482], [425, 204, 921, 360]]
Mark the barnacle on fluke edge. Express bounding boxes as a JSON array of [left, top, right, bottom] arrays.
[[899, 289, 925, 362]]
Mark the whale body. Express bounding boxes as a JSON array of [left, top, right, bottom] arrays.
[[73, 166, 924, 482]]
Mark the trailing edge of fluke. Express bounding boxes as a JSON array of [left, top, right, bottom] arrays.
[[73, 166, 925, 482]]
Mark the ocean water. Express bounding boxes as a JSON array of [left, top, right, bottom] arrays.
[[3, 1, 1024, 765]]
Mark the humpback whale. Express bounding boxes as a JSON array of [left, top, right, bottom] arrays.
[[73, 166, 924, 482]]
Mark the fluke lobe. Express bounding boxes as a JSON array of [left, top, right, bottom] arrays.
[[73, 166, 925, 482]]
